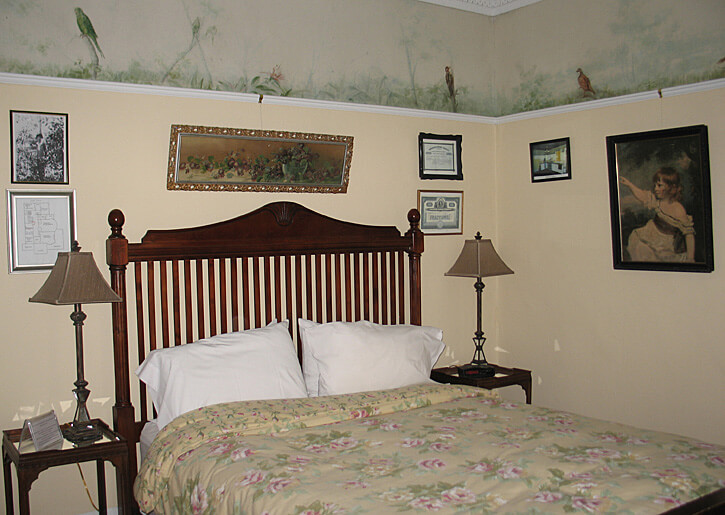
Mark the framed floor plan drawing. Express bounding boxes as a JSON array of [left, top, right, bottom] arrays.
[[6, 190, 76, 273]]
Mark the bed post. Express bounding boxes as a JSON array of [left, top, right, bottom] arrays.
[[106, 209, 138, 491], [405, 208, 423, 326]]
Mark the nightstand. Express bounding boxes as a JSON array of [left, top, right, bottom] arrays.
[[432, 364, 532, 404], [2, 419, 133, 514]]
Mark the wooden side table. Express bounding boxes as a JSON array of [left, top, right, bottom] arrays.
[[2, 419, 133, 514], [431, 364, 532, 404]]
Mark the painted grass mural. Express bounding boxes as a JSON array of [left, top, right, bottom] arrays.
[[0, 0, 722, 117]]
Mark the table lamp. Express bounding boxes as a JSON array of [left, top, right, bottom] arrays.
[[29, 242, 121, 444], [445, 232, 513, 378]]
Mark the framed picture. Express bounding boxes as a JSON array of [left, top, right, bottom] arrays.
[[10, 110, 69, 184], [606, 125, 713, 273], [6, 190, 76, 273], [530, 137, 571, 182], [167, 125, 353, 193], [417, 190, 463, 235], [418, 133, 463, 180]]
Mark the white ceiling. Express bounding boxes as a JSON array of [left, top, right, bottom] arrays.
[[418, 0, 542, 16]]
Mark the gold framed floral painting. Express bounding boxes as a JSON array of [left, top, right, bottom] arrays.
[[168, 125, 353, 193]]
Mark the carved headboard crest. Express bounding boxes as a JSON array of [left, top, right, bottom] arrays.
[[266, 201, 299, 226]]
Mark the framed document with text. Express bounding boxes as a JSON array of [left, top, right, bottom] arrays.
[[418, 190, 463, 235], [418, 133, 463, 180]]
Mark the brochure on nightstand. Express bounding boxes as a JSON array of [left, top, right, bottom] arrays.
[[18, 410, 64, 452]]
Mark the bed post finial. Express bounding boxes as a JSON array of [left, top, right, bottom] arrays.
[[407, 208, 420, 228], [406, 208, 423, 254], [108, 209, 125, 238]]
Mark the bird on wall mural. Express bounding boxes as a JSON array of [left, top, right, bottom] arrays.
[[75, 8, 104, 58], [445, 66, 457, 112], [75, 7, 104, 78], [576, 67, 596, 97]]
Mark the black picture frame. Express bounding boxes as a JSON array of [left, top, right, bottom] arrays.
[[10, 110, 69, 184], [418, 133, 463, 180], [606, 125, 713, 273], [530, 137, 571, 182]]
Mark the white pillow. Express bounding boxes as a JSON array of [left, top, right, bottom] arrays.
[[135, 320, 307, 429], [298, 318, 323, 396], [299, 319, 445, 396]]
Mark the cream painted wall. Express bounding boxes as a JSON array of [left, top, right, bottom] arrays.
[[494, 87, 725, 446], [2, 78, 723, 514], [0, 81, 495, 513]]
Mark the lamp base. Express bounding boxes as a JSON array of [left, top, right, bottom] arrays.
[[63, 421, 102, 445], [457, 362, 496, 378]]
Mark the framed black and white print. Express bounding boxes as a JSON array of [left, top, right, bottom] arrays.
[[530, 137, 571, 182], [11, 110, 69, 184], [418, 133, 463, 180], [606, 125, 713, 273], [6, 190, 76, 273], [417, 190, 463, 235]]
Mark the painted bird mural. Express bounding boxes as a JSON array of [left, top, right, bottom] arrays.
[[75, 7, 104, 59], [445, 66, 457, 112], [576, 67, 595, 97]]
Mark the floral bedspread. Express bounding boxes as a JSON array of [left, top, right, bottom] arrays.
[[135, 383, 725, 514]]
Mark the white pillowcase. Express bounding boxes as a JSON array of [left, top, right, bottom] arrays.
[[298, 319, 445, 396], [135, 320, 307, 429]]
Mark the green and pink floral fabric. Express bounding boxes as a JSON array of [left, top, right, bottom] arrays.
[[134, 383, 724, 514]]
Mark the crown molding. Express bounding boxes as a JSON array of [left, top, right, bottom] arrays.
[[417, 0, 542, 16], [1, 72, 723, 125]]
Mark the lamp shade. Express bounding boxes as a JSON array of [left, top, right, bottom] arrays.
[[445, 233, 514, 278], [29, 251, 121, 305]]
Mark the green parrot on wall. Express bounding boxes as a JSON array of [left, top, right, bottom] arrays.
[[75, 7, 104, 59]]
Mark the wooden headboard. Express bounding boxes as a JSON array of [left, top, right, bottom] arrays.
[[105, 201, 423, 481]]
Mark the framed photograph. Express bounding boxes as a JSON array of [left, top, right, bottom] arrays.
[[6, 190, 76, 273], [11, 110, 69, 184], [167, 125, 353, 193], [606, 125, 713, 273], [417, 190, 463, 235], [418, 133, 463, 180], [530, 137, 571, 182]]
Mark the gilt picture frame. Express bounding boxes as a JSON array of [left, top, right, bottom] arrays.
[[10, 110, 69, 184], [418, 133, 463, 180], [167, 125, 353, 193], [6, 190, 76, 273], [417, 190, 463, 235], [606, 125, 713, 273], [530, 137, 571, 182]]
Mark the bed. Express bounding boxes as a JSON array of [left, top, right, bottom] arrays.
[[105, 201, 724, 514]]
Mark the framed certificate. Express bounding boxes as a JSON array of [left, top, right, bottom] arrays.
[[418, 190, 463, 235], [418, 133, 463, 180]]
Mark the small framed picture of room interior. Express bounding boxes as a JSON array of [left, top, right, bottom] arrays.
[[606, 124, 713, 273], [529, 137, 571, 183]]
